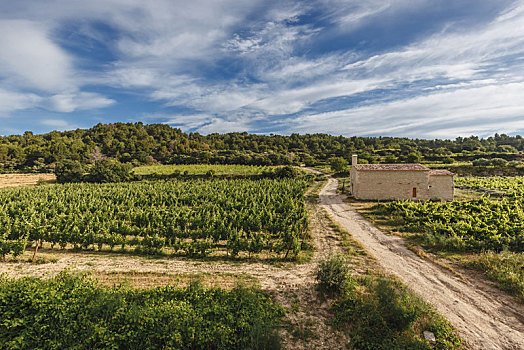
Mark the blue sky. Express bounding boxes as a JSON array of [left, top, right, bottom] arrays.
[[1, 0, 524, 138]]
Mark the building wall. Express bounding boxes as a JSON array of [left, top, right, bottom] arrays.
[[351, 170, 430, 200], [428, 175, 454, 201]]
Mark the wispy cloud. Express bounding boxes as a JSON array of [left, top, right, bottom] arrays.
[[0, 0, 523, 137]]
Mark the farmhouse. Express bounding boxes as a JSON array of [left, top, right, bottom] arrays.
[[349, 155, 454, 201]]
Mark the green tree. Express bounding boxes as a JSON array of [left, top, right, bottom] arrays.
[[55, 159, 84, 183], [330, 157, 349, 172], [86, 159, 132, 183]]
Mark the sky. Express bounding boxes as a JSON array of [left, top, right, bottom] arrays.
[[1, 0, 524, 139]]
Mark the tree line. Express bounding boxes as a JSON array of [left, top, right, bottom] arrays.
[[0, 122, 523, 173]]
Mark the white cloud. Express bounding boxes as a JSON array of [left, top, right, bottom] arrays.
[[0, 89, 42, 114], [0, 20, 73, 92], [40, 119, 69, 127], [1, 0, 524, 137], [48, 92, 115, 113], [291, 82, 524, 138]]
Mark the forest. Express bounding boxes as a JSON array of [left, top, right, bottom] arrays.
[[0, 122, 523, 173]]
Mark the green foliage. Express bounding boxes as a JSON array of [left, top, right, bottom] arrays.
[[86, 159, 133, 183], [315, 257, 461, 349], [491, 158, 508, 167], [1, 122, 523, 173], [373, 197, 524, 252], [133, 164, 271, 176], [55, 159, 84, 183], [0, 272, 283, 350], [456, 176, 524, 195], [0, 178, 309, 259], [466, 251, 524, 302], [472, 158, 491, 167], [329, 157, 349, 172], [272, 165, 302, 179], [332, 277, 462, 349], [316, 254, 351, 296]]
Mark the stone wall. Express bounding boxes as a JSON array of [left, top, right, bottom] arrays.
[[428, 175, 454, 201], [351, 169, 430, 200]]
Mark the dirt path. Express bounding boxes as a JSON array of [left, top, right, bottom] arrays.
[[320, 177, 524, 350]]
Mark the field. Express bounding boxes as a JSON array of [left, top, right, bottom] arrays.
[[361, 175, 524, 301], [0, 173, 55, 189], [0, 178, 309, 260], [133, 164, 272, 176], [456, 175, 524, 195], [0, 272, 283, 349]]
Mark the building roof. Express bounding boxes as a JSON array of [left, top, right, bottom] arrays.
[[353, 163, 429, 171], [429, 169, 455, 176]]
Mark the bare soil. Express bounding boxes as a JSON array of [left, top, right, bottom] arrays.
[[320, 177, 524, 350], [0, 173, 55, 189]]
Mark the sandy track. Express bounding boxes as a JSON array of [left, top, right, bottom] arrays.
[[320, 177, 524, 350]]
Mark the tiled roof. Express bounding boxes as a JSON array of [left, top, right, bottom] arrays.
[[353, 164, 429, 171], [429, 169, 455, 176]]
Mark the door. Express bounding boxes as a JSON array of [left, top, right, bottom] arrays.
[[412, 187, 417, 198]]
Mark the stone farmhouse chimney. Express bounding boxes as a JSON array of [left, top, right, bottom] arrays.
[[352, 154, 358, 165]]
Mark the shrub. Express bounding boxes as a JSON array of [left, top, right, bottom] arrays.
[[55, 159, 84, 183], [273, 165, 301, 179], [86, 159, 132, 183], [332, 276, 462, 349], [472, 158, 491, 167], [316, 254, 351, 296], [490, 158, 508, 167], [330, 157, 349, 172], [0, 272, 283, 350]]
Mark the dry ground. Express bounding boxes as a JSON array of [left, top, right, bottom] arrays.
[[320, 177, 524, 350], [0, 173, 55, 189]]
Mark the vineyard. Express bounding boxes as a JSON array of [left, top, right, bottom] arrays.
[[373, 197, 524, 252], [0, 272, 283, 349], [133, 164, 271, 176], [0, 178, 309, 260], [456, 176, 524, 195]]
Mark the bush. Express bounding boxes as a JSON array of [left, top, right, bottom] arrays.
[[272, 165, 301, 179], [55, 159, 84, 183], [316, 254, 351, 296], [332, 276, 462, 349], [472, 158, 491, 167], [86, 159, 133, 183], [330, 157, 349, 172], [0, 272, 283, 350], [490, 158, 508, 167]]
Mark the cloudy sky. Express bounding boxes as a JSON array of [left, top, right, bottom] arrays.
[[1, 0, 524, 138]]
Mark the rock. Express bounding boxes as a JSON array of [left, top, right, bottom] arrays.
[[423, 331, 436, 343]]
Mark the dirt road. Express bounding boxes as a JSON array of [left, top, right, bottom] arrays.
[[320, 177, 524, 350]]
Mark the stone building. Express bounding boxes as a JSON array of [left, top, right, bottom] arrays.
[[349, 155, 454, 201]]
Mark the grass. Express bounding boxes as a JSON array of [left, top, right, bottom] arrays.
[[318, 211, 462, 349], [90, 270, 258, 289], [464, 251, 524, 302]]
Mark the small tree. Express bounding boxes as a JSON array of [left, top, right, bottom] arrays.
[[330, 157, 349, 172], [86, 159, 132, 183], [55, 159, 84, 183], [491, 158, 508, 167]]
